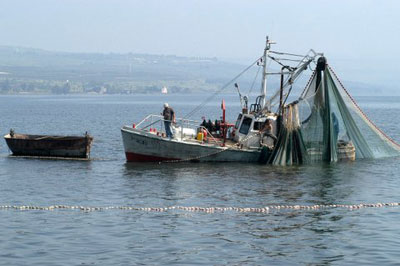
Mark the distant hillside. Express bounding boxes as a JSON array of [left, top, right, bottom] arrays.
[[0, 46, 259, 94], [0, 46, 393, 95]]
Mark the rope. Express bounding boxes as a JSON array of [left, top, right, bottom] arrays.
[[1, 202, 399, 213], [162, 123, 264, 164], [268, 63, 312, 109], [162, 127, 267, 164], [299, 70, 317, 99], [269, 50, 305, 57], [183, 57, 261, 119], [269, 57, 305, 63], [237, 131, 261, 146], [269, 56, 286, 68], [248, 66, 261, 95], [328, 66, 400, 149], [160, 146, 229, 164]]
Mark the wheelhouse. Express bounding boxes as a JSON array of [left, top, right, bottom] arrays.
[[233, 113, 278, 148]]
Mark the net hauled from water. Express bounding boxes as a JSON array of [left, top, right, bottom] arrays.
[[269, 62, 400, 165]]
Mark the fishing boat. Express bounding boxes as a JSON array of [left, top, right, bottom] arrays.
[[4, 130, 93, 159], [121, 37, 400, 165]]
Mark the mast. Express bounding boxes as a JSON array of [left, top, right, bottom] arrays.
[[260, 36, 274, 111]]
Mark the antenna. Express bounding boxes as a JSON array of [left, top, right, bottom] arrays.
[[261, 36, 276, 110]]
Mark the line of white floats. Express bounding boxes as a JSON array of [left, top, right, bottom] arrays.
[[0, 202, 399, 213]]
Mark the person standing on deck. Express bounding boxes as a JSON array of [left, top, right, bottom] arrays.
[[162, 103, 175, 138], [260, 119, 277, 145]]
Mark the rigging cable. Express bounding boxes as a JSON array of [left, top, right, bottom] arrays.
[[328, 65, 400, 149], [248, 66, 261, 95], [269, 50, 306, 57], [183, 57, 261, 119], [269, 56, 286, 68]]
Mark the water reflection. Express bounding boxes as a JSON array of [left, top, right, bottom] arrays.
[[122, 160, 388, 264]]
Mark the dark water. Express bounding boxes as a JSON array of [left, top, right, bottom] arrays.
[[1, 94, 400, 265]]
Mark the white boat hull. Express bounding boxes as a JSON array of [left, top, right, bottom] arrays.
[[121, 126, 260, 162]]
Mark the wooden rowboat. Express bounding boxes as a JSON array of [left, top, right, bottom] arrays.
[[4, 130, 93, 159]]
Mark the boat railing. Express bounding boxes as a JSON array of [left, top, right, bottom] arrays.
[[134, 114, 221, 143], [136, 114, 163, 129], [136, 114, 199, 130]]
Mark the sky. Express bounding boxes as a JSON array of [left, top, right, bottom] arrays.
[[1, 0, 399, 86]]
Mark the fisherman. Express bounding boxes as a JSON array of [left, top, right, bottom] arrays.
[[260, 119, 277, 145], [207, 119, 214, 133], [162, 103, 175, 138]]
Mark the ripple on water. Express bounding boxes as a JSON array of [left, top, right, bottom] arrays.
[[1, 95, 400, 265]]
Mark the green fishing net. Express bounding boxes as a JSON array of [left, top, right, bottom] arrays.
[[269, 64, 400, 165]]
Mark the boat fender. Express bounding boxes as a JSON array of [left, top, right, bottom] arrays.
[[132, 123, 136, 128]]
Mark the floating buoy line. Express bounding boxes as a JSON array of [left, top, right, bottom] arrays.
[[0, 202, 399, 213]]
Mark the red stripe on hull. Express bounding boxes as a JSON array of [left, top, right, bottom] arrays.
[[125, 152, 178, 162]]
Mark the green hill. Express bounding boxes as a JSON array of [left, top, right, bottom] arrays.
[[0, 46, 258, 94]]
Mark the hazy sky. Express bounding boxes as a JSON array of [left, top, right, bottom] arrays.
[[1, 0, 399, 85]]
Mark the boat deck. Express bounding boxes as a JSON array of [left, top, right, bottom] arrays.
[[175, 136, 258, 152]]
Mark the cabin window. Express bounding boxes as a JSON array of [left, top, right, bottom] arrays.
[[234, 114, 242, 129], [253, 121, 263, 130], [239, 117, 252, 134]]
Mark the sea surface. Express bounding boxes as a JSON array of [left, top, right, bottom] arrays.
[[0, 94, 400, 265]]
